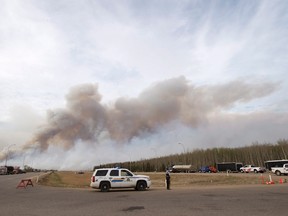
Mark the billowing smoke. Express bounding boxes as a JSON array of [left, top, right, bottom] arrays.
[[24, 84, 107, 150], [0, 76, 278, 161], [106, 77, 277, 141]]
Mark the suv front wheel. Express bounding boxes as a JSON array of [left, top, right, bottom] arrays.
[[136, 181, 147, 191]]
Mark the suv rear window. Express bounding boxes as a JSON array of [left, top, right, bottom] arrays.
[[95, 170, 108, 176]]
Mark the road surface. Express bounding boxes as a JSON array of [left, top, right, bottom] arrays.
[[0, 173, 287, 216]]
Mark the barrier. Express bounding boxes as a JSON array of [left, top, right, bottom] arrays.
[[16, 179, 34, 189], [266, 175, 275, 185]]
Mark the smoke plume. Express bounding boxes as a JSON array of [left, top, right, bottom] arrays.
[[0, 76, 278, 161]]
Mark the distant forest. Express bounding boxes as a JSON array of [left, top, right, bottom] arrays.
[[95, 139, 288, 172]]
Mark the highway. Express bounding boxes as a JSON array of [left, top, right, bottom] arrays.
[[0, 173, 287, 216]]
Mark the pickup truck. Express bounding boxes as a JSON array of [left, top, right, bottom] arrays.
[[271, 164, 288, 176], [240, 165, 266, 173]]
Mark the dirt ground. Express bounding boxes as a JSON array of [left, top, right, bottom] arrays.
[[39, 171, 288, 188]]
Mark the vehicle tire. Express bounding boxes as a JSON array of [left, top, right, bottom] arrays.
[[100, 182, 110, 192], [254, 170, 258, 173], [136, 181, 147, 191], [240, 170, 244, 173], [275, 170, 281, 176]]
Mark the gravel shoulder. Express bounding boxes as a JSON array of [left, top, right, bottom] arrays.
[[39, 171, 288, 189]]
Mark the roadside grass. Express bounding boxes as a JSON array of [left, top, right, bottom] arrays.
[[39, 171, 91, 188], [39, 171, 278, 188], [40, 172, 64, 187], [145, 172, 265, 187]]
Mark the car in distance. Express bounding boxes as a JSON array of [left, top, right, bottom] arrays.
[[240, 165, 266, 173], [198, 166, 217, 173], [90, 168, 151, 192]]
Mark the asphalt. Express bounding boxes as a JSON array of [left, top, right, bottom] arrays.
[[0, 173, 287, 216]]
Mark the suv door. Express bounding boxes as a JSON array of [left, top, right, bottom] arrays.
[[109, 169, 123, 188], [120, 169, 135, 187]]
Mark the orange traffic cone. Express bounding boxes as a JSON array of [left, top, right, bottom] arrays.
[[266, 175, 275, 185]]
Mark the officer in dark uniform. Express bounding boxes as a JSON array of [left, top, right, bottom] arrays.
[[165, 169, 171, 190]]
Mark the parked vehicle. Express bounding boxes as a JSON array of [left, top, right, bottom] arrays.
[[216, 162, 243, 172], [0, 166, 14, 175], [6, 166, 14, 174], [271, 164, 288, 176], [240, 165, 266, 173], [264, 159, 288, 171], [13, 167, 26, 174], [0, 166, 7, 175], [171, 165, 195, 173], [90, 168, 151, 192], [198, 166, 217, 173]]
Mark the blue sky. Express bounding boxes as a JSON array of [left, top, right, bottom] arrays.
[[0, 0, 288, 170]]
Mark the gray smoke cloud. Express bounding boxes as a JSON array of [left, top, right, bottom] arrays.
[[106, 77, 277, 141], [0, 76, 278, 161], [25, 83, 107, 150]]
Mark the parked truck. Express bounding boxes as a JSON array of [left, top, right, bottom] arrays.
[[240, 165, 266, 173], [271, 164, 288, 176], [0, 166, 14, 175], [216, 162, 243, 172], [264, 159, 288, 171], [171, 165, 194, 173], [198, 166, 217, 173], [0, 166, 7, 175]]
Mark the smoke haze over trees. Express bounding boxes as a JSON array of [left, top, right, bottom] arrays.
[[100, 140, 288, 172]]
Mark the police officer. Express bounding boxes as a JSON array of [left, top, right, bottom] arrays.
[[165, 169, 171, 190]]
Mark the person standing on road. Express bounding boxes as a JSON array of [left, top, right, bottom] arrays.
[[165, 169, 171, 190]]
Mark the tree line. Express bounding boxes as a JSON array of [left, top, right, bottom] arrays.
[[94, 139, 288, 172]]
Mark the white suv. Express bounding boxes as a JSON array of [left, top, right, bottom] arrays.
[[90, 168, 151, 192]]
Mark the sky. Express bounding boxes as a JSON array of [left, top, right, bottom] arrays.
[[0, 0, 288, 170]]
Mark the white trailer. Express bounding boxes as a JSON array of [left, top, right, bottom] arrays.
[[171, 165, 193, 173]]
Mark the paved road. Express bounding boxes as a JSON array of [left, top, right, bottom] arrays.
[[0, 173, 287, 216]]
